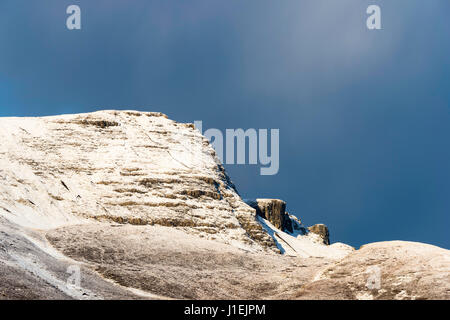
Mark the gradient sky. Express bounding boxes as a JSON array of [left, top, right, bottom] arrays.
[[1, 0, 449, 249]]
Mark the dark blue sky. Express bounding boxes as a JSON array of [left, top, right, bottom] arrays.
[[1, 1, 449, 248]]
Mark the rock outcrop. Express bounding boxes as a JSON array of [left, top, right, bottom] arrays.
[[246, 199, 293, 233], [308, 224, 330, 245], [289, 215, 308, 235]]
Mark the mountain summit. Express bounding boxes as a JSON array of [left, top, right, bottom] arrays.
[[0, 110, 275, 250]]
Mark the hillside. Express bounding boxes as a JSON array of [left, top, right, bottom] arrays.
[[0, 111, 448, 300]]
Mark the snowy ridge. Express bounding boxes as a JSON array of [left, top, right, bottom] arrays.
[[257, 216, 354, 259]]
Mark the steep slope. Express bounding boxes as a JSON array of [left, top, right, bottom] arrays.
[[0, 216, 143, 300], [0, 110, 275, 252]]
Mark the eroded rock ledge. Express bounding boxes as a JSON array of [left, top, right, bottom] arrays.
[[308, 224, 330, 245], [247, 199, 292, 233], [246, 198, 330, 245]]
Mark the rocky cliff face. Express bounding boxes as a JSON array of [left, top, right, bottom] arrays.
[[308, 224, 330, 245], [0, 111, 275, 252], [246, 199, 292, 233]]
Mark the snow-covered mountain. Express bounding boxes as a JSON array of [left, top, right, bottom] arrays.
[[0, 110, 448, 300], [0, 110, 275, 251]]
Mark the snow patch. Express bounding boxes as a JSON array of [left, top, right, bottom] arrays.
[[257, 216, 354, 259]]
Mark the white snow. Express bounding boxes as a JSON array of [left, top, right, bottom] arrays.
[[257, 216, 354, 259], [7, 253, 101, 300]]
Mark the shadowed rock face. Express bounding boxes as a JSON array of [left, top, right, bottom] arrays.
[[247, 199, 293, 233]]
